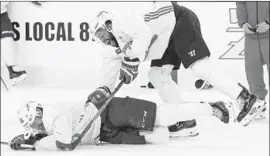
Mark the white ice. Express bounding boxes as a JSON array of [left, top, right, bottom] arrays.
[[1, 86, 269, 156]]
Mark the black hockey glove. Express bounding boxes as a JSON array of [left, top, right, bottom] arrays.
[[86, 86, 111, 108], [119, 57, 140, 84], [10, 133, 48, 150], [10, 134, 26, 150]]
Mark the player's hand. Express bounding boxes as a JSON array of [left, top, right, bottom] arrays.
[[10, 134, 26, 150], [119, 57, 140, 84], [86, 86, 111, 107], [242, 23, 255, 34], [10, 133, 46, 150], [256, 21, 269, 33]]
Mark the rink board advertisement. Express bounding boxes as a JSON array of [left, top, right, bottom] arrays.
[[6, 2, 267, 88]]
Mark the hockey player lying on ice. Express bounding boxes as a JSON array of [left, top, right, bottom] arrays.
[[89, 2, 266, 128], [10, 97, 229, 151]]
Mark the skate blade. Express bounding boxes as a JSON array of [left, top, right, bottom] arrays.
[[240, 101, 267, 127], [12, 74, 27, 86], [254, 111, 266, 120], [169, 127, 199, 139]]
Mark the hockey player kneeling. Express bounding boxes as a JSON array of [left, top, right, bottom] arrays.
[[10, 98, 229, 151]]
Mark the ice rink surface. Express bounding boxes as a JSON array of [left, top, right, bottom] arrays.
[[1, 86, 269, 156]]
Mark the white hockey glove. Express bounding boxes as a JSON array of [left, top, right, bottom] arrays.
[[119, 57, 140, 84], [86, 86, 111, 107]]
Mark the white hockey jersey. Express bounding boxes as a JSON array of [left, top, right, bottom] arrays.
[[107, 2, 175, 62], [33, 102, 101, 151], [99, 2, 176, 91], [1, 2, 9, 14], [143, 2, 176, 61]]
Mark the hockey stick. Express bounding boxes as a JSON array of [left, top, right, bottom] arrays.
[[56, 80, 125, 151], [1, 76, 9, 91], [1, 141, 35, 150], [1, 141, 10, 145]]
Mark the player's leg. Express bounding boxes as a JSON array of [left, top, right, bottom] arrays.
[[155, 103, 211, 126], [172, 10, 240, 100], [2, 38, 27, 86], [105, 97, 174, 144], [1, 12, 27, 86], [149, 64, 199, 136], [254, 36, 269, 119], [143, 70, 178, 89], [191, 58, 243, 101], [104, 97, 157, 131], [190, 58, 267, 125], [144, 101, 229, 141], [173, 5, 266, 126], [244, 36, 267, 101], [148, 66, 183, 103], [103, 97, 229, 143], [99, 97, 159, 144], [1, 47, 11, 91], [154, 101, 230, 140], [1, 12, 14, 90], [139, 126, 169, 144], [149, 42, 199, 137], [260, 36, 269, 75], [149, 39, 183, 103], [260, 36, 269, 74], [187, 25, 266, 126]]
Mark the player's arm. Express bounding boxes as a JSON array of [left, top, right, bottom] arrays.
[[236, 2, 248, 28], [34, 115, 73, 151], [100, 47, 123, 91], [116, 15, 153, 84], [118, 14, 153, 62], [86, 48, 122, 106]]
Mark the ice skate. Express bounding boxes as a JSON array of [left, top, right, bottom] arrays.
[[168, 119, 199, 139], [236, 83, 267, 127], [209, 101, 230, 123], [7, 65, 27, 86]]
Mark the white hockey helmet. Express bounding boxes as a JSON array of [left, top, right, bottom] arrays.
[[17, 101, 43, 129], [90, 10, 114, 41]]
